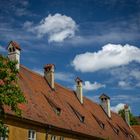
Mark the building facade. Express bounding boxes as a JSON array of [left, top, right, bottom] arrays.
[[1, 41, 140, 140]]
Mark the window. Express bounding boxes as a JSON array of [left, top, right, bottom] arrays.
[[129, 133, 134, 139], [0, 137, 8, 140], [51, 135, 57, 140], [68, 103, 85, 123], [117, 125, 129, 137], [108, 121, 119, 135], [92, 114, 105, 129], [60, 136, 64, 140], [0, 126, 8, 140], [28, 130, 36, 140], [43, 95, 61, 116]]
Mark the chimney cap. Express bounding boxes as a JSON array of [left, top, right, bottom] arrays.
[[124, 104, 129, 109], [99, 93, 110, 100], [44, 64, 55, 70], [7, 41, 21, 51], [75, 77, 83, 83]]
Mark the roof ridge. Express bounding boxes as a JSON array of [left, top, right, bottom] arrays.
[[20, 65, 44, 77]]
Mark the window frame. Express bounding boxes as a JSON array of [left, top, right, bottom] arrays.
[[28, 129, 36, 140], [51, 135, 57, 140], [0, 126, 8, 140]]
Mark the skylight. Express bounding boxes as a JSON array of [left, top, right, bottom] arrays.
[[68, 103, 85, 123], [92, 114, 105, 129], [117, 125, 129, 137], [44, 95, 61, 116], [107, 121, 119, 135]]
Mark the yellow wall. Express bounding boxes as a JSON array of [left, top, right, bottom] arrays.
[[5, 118, 46, 140], [4, 117, 80, 140]]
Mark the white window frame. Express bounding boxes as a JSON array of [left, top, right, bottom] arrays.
[[28, 130, 36, 140], [0, 126, 8, 140], [0, 137, 8, 140], [51, 135, 57, 140]]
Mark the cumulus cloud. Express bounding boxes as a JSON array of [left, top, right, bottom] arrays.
[[72, 44, 140, 72], [111, 103, 125, 113], [83, 81, 105, 91], [25, 13, 77, 42]]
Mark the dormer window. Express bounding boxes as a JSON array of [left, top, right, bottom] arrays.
[[44, 95, 61, 116], [92, 114, 105, 129], [108, 121, 119, 135], [117, 125, 129, 137], [129, 133, 134, 139], [68, 103, 85, 123]]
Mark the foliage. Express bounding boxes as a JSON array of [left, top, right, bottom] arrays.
[[118, 109, 139, 125], [0, 55, 26, 136]]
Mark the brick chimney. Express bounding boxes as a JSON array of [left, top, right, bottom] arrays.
[[99, 93, 111, 118], [44, 64, 55, 89], [75, 77, 83, 104], [124, 104, 130, 125], [7, 41, 21, 70]]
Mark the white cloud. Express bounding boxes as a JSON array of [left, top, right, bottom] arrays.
[[25, 13, 77, 42], [130, 70, 140, 80], [72, 44, 140, 72], [55, 72, 74, 83], [111, 103, 125, 113], [118, 81, 130, 88], [83, 81, 105, 91], [23, 21, 33, 29]]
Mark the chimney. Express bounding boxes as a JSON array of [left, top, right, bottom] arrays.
[[124, 104, 130, 125], [7, 41, 21, 70], [99, 93, 111, 118], [44, 64, 55, 89], [75, 77, 83, 104]]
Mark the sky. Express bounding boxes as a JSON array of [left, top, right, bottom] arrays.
[[0, 0, 140, 116]]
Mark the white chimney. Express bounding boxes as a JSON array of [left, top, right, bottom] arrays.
[[44, 64, 55, 89], [124, 104, 130, 125], [99, 94, 111, 118], [75, 77, 83, 104], [7, 41, 21, 70]]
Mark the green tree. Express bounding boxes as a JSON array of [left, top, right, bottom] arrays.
[[118, 109, 139, 125], [0, 55, 26, 137]]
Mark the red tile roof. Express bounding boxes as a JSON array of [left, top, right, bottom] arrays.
[[4, 65, 139, 140], [132, 125, 140, 139]]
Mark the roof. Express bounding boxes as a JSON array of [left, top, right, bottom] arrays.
[[135, 116, 140, 124], [132, 125, 140, 138], [4, 65, 139, 140], [7, 41, 21, 50]]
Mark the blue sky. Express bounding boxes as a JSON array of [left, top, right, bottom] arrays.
[[0, 0, 140, 115]]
